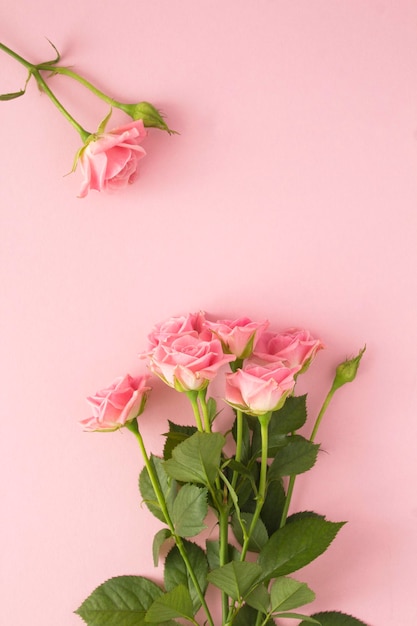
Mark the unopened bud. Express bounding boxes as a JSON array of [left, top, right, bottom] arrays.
[[331, 346, 366, 391], [126, 101, 176, 134]]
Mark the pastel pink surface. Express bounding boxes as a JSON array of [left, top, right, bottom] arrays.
[[1, 2, 417, 625]]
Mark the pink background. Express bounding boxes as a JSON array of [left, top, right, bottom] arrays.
[[1, 2, 416, 624]]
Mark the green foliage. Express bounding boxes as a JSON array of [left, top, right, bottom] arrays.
[[259, 479, 286, 536], [270, 395, 308, 434], [270, 577, 315, 613], [206, 540, 241, 570], [300, 612, 369, 625], [232, 511, 269, 552], [145, 584, 195, 623], [0, 89, 26, 100], [75, 576, 171, 626], [258, 517, 345, 580], [267, 437, 320, 478], [152, 528, 172, 566], [77, 338, 367, 626], [164, 431, 225, 487], [164, 540, 209, 612], [232, 604, 276, 626], [172, 483, 208, 537], [207, 561, 263, 601], [139, 455, 176, 523], [163, 421, 197, 460]]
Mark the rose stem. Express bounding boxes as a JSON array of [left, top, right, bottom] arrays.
[[125, 419, 214, 626], [0, 42, 90, 141]]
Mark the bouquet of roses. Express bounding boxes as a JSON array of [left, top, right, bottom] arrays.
[[76, 312, 367, 626], [0, 39, 175, 197]]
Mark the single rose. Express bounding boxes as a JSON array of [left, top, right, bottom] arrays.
[[253, 328, 324, 372], [80, 373, 151, 432], [149, 333, 235, 391], [147, 311, 210, 351], [205, 317, 269, 358], [77, 119, 147, 198], [225, 361, 296, 415]]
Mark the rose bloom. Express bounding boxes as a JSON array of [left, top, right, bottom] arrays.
[[147, 311, 210, 351], [78, 119, 147, 198], [225, 361, 296, 416], [80, 373, 151, 432], [253, 328, 324, 372], [205, 317, 269, 358], [149, 333, 235, 391]]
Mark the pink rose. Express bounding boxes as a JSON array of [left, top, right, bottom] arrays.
[[225, 361, 296, 415], [149, 334, 235, 391], [80, 374, 151, 432], [205, 317, 269, 358], [78, 119, 147, 198], [147, 311, 210, 351], [253, 328, 324, 372]]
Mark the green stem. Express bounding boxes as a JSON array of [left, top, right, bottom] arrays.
[[240, 412, 271, 561], [186, 390, 204, 432], [0, 42, 90, 141], [279, 474, 296, 528], [309, 387, 336, 443], [231, 409, 243, 492], [218, 506, 230, 623], [125, 419, 214, 626], [0, 42, 33, 69], [36, 63, 127, 112], [197, 388, 212, 433], [280, 386, 338, 528]]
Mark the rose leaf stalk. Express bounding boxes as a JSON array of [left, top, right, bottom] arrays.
[[0, 42, 90, 142], [125, 418, 214, 626], [279, 346, 366, 528]]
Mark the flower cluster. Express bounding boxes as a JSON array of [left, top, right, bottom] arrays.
[[85, 312, 324, 431], [0, 40, 175, 197], [77, 312, 366, 626]]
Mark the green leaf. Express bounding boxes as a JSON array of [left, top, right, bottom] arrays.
[[152, 528, 172, 566], [163, 421, 197, 460], [232, 512, 269, 552], [207, 561, 262, 601], [164, 540, 208, 612], [300, 611, 368, 626], [139, 455, 176, 523], [145, 584, 195, 622], [244, 583, 270, 613], [251, 423, 287, 459], [268, 437, 319, 478], [251, 396, 308, 457], [164, 431, 225, 487], [206, 540, 240, 570], [172, 484, 208, 537], [233, 460, 260, 511], [258, 517, 345, 580], [0, 89, 26, 101], [270, 577, 315, 612], [260, 479, 286, 536], [75, 575, 167, 626], [270, 395, 308, 434], [277, 612, 320, 623], [233, 604, 275, 626], [287, 511, 325, 523]]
